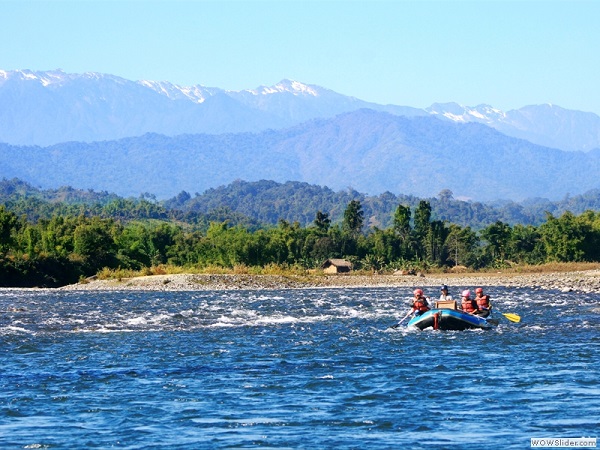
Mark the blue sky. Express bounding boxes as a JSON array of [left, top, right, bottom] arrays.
[[2, 0, 599, 113]]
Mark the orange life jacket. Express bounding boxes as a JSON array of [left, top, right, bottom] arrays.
[[462, 298, 477, 313], [413, 296, 430, 312], [476, 295, 490, 309]]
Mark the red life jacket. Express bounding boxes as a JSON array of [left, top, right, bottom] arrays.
[[413, 296, 430, 312], [476, 295, 490, 309], [462, 298, 477, 313]]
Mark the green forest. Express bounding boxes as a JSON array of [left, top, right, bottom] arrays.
[[3, 177, 600, 287]]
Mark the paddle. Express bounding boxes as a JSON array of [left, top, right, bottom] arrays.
[[389, 309, 413, 329], [493, 305, 521, 323]]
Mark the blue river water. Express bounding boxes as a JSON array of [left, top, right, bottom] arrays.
[[1, 286, 598, 449]]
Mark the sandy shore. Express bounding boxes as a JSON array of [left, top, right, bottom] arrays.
[[57, 270, 600, 293]]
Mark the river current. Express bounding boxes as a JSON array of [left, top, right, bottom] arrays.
[[1, 286, 598, 449]]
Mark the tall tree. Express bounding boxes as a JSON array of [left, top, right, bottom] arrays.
[[343, 200, 364, 236], [428, 219, 449, 265], [539, 212, 587, 262], [444, 224, 478, 267], [313, 210, 331, 234], [509, 224, 544, 264], [481, 221, 512, 262], [393, 204, 414, 259], [73, 218, 117, 271], [0, 206, 18, 255], [414, 201, 431, 238], [393, 204, 411, 237], [413, 200, 432, 260]]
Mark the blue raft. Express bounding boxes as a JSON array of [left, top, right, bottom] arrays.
[[407, 308, 494, 331]]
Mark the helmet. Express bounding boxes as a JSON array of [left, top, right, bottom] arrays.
[[462, 290, 471, 298], [414, 289, 424, 296], [440, 285, 448, 291], [475, 287, 483, 294]]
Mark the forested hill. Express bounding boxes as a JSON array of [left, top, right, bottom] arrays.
[[3, 110, 600, 201], [4, 178, 598, 230], [165, 179, 600, 229], [0, 178, 261, 229]]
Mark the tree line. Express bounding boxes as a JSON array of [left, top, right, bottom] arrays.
[[7, 177, 600, 231], [2, 198, 600, 287]]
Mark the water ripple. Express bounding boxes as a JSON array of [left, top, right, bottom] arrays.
[[1, 286, 598, 448]]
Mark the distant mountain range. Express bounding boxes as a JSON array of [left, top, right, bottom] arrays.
[[0, 69, 421, 146], [2, 109, 599, 201], [1, 69, 600, 152]]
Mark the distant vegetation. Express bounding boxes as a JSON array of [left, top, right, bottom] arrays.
[[165, 179, 600, 229], [3, 177, 600, 287], [4, 110, 600, 201]]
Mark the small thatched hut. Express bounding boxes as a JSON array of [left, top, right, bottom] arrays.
[[321, 258, 353, 274]]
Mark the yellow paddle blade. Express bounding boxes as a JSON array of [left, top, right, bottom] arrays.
[[502, 313, 521, 323]]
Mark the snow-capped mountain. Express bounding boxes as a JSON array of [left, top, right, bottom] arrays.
[[1, 69, 599, 152], [138, 79, 222, 104], [427, 102, 600, 152], [427, 102, 507, 123], [247, 79, 322, 96]]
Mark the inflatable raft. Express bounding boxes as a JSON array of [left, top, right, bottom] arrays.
[[407, 300, 494, 330]]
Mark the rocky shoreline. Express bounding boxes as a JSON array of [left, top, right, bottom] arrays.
[[57, 270, 600, 294]]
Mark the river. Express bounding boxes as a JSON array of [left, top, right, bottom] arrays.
[[1, 286, 598, 448]]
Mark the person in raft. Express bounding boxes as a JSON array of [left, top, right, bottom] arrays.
[[411, 289, 431, 316], [460, 290, 479, 314], [439, 285, 453, 301], [473, 287, 491, 317]]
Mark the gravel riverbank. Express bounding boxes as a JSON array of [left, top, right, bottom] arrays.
[[57, 270, 600, 294]]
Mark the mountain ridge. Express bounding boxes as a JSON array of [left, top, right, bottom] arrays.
[[1, 109, 599, 201], [1, 69, 599, 152]]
